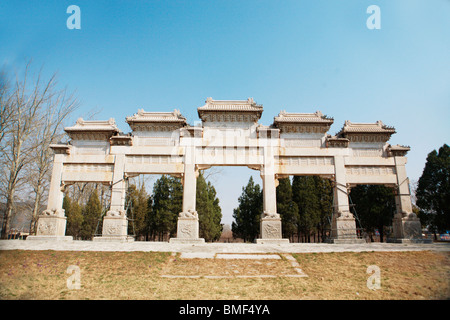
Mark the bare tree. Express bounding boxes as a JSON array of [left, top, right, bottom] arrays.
[[0, 62, 78, 238], [0, 71, 14, 153], [27, 79, 78, 234]]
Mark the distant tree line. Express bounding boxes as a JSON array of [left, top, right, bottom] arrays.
[[231, 143, 449, 243], [232, 176, 400, 243], [232, 176, 336, 243]]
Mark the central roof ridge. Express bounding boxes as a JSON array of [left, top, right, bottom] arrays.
[[197, 97, 263, 122]]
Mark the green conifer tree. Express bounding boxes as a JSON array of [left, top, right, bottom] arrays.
[[150, 175, 182, 240], [276, 177, 299, 241], [416, 144, 450, 237], [81, 189, 102, 240], [232, 176, 262, 242], [196, 172, 222, 242], [63, 195, 83, 239], [292, 176, 320, 242], [126, 184, 149, 240], [350, 184, 395, 242]]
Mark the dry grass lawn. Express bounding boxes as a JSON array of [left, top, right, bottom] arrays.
[[0, 250, 449, 300]]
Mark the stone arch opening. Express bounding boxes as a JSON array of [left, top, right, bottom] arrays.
[[202, 165, 262, 243]]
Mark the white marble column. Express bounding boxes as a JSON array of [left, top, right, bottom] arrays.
[[28, 153, 72, 240], [257, 143, 288, 244], [170, 144, 204, 243], [329, 156, 364, 243], [390, 156, 424, 242], [94, 154, 130, 241]]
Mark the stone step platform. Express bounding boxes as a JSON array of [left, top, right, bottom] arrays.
[[1, 240, 448, 254]]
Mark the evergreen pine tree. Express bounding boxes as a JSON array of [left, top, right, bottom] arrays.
[[292, 176, 320, 242], [416, 144, 450, 236], [63, 195, 83, 239], [196, 172, 222, 242], [168, 175, 183, 235], [315, 176, 333, 242], [276, 177, 299, 241], [232, 176, 262, 242], [150, 175, 182, 240], [126, 184, 149, 240], [350, 184, 395, 242], [81, 189, 102, 240]]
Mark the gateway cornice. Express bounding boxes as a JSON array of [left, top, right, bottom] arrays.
[[198, 97, 263, 123], [64, 118, 120, 141], [337, 120, 396, 143], [273, 110, 334, 134]]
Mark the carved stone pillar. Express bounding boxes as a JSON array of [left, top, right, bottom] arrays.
[[170, 144, 204, 243], [28, 153, 72, 241], [94, 154, 132, 241], [329, 156, 365, 243], [256, 144, 288, 244], [388, 156, 428, 243]]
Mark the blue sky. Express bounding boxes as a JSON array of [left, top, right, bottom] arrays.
[[1, 0, 449, 225]]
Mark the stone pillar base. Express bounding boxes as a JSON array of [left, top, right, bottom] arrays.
[[95, 215, 130, 241], [329, 213, 363, 243], [389, 212, 427, 243], [33, 214, 68, 237], [170, 213, 205, 243], [257, 216, 289, 244]]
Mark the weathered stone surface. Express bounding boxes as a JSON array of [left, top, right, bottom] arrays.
[[174, 217, 200, 239], [34, 215, 68, 237]]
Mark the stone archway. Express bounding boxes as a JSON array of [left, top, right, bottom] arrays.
[[28, 98, 425, 244]]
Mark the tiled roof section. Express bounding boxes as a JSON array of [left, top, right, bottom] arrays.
[[126, 109, 186, 124], [198, 97, 263, 122], [339, 120, 396, 134], [273, 111, 334, 124], [387, 144, 410, 156], [65, 118, 120, 132], [388, 144, 410, 151], [198, 97, 262, 112]]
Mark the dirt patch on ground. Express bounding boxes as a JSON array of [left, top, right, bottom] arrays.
[[0, 250, 448, 300]]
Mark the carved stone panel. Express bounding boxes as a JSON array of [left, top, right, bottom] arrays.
[[260, 217, 283, 239], [35, 216, 67, 236], [101, 216, 128, 237], [176, 217, 199, 239]]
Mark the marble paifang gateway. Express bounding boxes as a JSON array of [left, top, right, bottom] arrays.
[[28, 98, 425, 244]]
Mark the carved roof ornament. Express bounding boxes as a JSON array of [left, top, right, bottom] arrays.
[[197, 97, 263, 122], [110, 133, 133, 146], [326, 136, 349, 148], [273, 110, 334, 133], [65, 118, 120, 140], [126, 109, 186, 123], [387, 144, 410, 157], [337, 120, 396, 142], [49, 144, 71, 154]]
